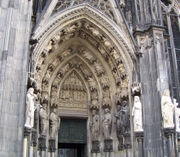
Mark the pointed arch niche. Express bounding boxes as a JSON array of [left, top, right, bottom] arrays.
[[32, 5, 138, 155]]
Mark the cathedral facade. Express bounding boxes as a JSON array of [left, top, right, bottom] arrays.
[[0, 0, 180, 157]]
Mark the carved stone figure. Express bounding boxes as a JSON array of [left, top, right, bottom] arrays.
[[100, 75, 109, 89], [25, 88, 37, 128], [114, 105, 124, 149], [39, 105, 49, 136], [161, 89, 174, 128], [102, 108, 112, 139], [49, 108, 60, 139], [44, 40, 53, 53], [132, 96, 143, 132], [115, 105, 123, 134], [174, 99, 180, 132], [90, 109, 99, 140], [83, 50, 96, 64], [88, 77, 97, 91], [121, 100, 130, 133]]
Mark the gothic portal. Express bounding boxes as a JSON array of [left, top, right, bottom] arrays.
[[0, 0, 180, 157]]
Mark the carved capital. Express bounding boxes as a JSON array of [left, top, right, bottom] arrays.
[[24, 126, 32, 137], [131, 82, 141, 96]]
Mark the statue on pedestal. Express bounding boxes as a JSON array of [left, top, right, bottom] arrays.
[[25, 88, 37, 128], [114, 104, 124, 149], [121, 100, 130, 134], [39, 105, 49, 136], [174, 99, 180, 132], [102, 108, 112, 139], [90, 109, 99, 140], [49, 107, 60, 139], [161, 89, 174, 128], [132, 96, 143, 132]]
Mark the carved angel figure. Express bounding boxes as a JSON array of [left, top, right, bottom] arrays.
[[102, 108, 112, 139], [100, 75, 109, 89], [90, 109, 99, 140], [49, 108, 60, 139], [25, 88, 37, 128], [161, 89, 174, 128], [88, 77, 97, 91], [94, 62, 104, 76], [44, 40, 53, 52], [83, 51, 96, 63], [132, 96, 143, 132]]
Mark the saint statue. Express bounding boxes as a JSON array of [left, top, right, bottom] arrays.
[[49, 108, 60, 139], [121, 100, 130, 133], [161, 89, 174, 128], [114, 104, 124, 149], [132, 96, 143, 132], [39, 105, 49, 136], [102, 108, 112, 139], [24, 88, 37, 128], [90, 109, 99, 140], [174, 99, 180, 132]]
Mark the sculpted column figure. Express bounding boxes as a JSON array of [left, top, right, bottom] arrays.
[[121, 100, 130, 134], [102, 108, 112, 139], [174, 99, 180, 132], [161, 89, 174, 128], [25, 88, 37, 128], [90, 109, 99, 140], [114, 104, 124, 149], [132, 96, 143, 132], [49, 107, 60, 139], [121, 100, 131, 148], [39, 105, 49, 136]]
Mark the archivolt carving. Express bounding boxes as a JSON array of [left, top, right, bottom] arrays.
[[34, 19, 131, 116]]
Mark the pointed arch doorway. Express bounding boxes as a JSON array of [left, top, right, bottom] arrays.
[[32, 5, 136, 155], [58, 118, 87, 157]]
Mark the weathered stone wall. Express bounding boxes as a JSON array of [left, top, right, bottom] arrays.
[[0, 0, 32, 156]]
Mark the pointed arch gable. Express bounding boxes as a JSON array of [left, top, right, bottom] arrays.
[[32, 5, 136, 75]]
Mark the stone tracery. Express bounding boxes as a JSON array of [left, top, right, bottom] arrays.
[[53, 0, 117, 23]]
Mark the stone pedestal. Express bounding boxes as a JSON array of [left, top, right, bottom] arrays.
[[177, 133, 180, 153], [164, 128, 175, 157], [124, 133, 131, 149], [31, 129, 38, 157], [104, 139, 113, 152], [135, 132, 144, 157], [49, 139, 56, 157], [118, 136, 124, 151], [91, 140, 100, 153], [38, 135, 47, 157], [23, 127, 32, 157]]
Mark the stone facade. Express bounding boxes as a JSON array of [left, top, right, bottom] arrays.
[[0, 0, 180, 157]]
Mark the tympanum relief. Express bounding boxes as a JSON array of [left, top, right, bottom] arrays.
[[59, 71, 88, 110]]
